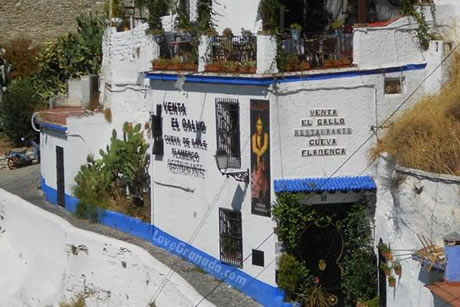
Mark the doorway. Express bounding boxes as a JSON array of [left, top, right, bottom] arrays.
[[56, 146, 65, 207]]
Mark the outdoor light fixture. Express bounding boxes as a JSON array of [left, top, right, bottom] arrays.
[[214, 149, 249, 184]]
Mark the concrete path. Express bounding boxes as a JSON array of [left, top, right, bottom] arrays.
[[0, 164, 260, 307]]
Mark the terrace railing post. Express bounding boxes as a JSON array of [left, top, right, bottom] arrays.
[[257, 34, 278, 74], [198, 35, 212, 72]]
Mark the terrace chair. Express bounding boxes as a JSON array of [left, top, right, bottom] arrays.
[[304, 39, 320, 67], [322, 37, 338, 62]]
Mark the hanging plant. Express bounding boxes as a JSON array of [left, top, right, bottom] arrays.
[[146, 0, 168, 34], [176, 0, 192, 31], [401, 0, 435, 50], [197, 0, 215, 34]]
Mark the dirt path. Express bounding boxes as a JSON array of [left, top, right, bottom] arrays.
[[0, 164, 260, 307]]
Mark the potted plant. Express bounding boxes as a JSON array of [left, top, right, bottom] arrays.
[[286, 54, 300, 72], [152, 58, 168, 70], [388, 275, 396, 287], [300, 60, 311, 70], [223, 27, 233, 37], [205, 60, 222, 72], [377, 242, 392, 260], [222, 61, 239, 73], [380, 262, 390, 276], [393, 261, 402, 276], [167, 56, 182, 71], [289, 23, 302, 40], [240, 61, 256, 73], [323, 59, 334, 68]]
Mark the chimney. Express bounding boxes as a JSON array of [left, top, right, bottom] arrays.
[[444, 232, 460, 282]]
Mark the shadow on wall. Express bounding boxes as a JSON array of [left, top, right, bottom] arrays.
[[231, 184, 247, 211]]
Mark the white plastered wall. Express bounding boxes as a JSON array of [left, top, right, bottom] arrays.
[[0, 189, 213, 307], [148, 81, 278, 286], [373, 155, 460, 307]]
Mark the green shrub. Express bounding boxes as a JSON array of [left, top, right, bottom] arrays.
[[0, 78, 41, 144], [277, 253, 311, 299], [33, 14, 104, 104], [73, 122, 149, 220], [75, 200, 99, 222]]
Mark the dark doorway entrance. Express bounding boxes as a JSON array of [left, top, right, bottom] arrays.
[[56, 146, 65, 207], [298, 203, 353, 307]]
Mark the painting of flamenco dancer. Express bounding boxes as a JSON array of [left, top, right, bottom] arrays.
[[250, 100, 270, 217]]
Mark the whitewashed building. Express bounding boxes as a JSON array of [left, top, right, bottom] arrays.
[[38, 1, 460, 305]]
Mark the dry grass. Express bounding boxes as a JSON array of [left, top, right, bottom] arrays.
[[104, 108, 112, 123], [59, 293, 86, 307], [371, 51, 460, 176]]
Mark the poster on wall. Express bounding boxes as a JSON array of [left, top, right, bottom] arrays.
[[250, 99, 271, 217]]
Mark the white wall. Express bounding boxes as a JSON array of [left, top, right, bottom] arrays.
[[373, 154, 460, 307], [148, 82, 278, 285], [0, 189, 213, 307], [101, 23, 157, 88], [212, 0, 262, 35], [40, 114, 112, 197]]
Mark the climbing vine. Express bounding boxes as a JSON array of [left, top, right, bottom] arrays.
[[272, 193, 377, 305], [401, 0, 436, 50]]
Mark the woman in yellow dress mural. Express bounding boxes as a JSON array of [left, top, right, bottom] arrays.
[[251, 115, 269, 209]]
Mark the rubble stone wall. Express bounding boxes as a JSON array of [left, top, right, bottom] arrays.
[[0, 0, 104, 44]]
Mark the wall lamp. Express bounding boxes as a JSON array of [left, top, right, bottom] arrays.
[[214, 149, 249, 184]]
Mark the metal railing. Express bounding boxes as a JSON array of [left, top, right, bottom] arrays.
[[280, 31, 353, 70], [156, 32, 198, 64], [208, 35, 257, 64]]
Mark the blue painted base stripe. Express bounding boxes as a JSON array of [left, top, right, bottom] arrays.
[[39, 122, 68, 132], [146, 63, 426, 86], [40, 177, 291, 306]]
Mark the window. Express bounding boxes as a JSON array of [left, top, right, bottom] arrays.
[[219, 208, 243, 267], [215, 98, 241, 168], [384, 77, 403, 94]]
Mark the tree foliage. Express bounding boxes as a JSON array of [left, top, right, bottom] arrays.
[[147, 0, 169, 33], [0, 78, 41, 144], [3, 38, 39, 81], [33, 14, 104, 104]]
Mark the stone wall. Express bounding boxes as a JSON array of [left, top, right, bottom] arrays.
[[0, 0, 105, 44]]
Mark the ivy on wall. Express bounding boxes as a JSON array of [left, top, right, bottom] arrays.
[[272, 193, 377, 305], [401, 0, 436, 50]]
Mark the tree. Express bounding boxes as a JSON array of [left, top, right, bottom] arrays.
[[0, 78, 41, 144]]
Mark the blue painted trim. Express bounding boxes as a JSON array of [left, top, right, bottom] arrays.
[[40, 177, 291, 307], [274, 175, 377, 193], [40, 122, 68, 133], [145, 63, 427, 86]]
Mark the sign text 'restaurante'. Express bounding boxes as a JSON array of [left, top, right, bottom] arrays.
[[293, 108, 351, 157]]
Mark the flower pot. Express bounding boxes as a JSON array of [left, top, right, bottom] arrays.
[[384, 269, 390, 276], [388, 279, 396, 287], [152, 64, 167, 70], [394, 267, 402, 276], [205, 64, 221, 72], [323, 61, 334, 68], [183, 64, 197, 71], [356, 301, 369, 307], [167, 64, 181, 71], [300, 62, 311, 70], [224, 66, 239, 73], [240, 66, 249, 73], [290, 29, 300, 40], [383, 251, 393, 261], [248, 66, 257, 73]]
